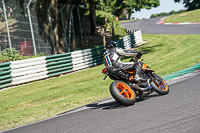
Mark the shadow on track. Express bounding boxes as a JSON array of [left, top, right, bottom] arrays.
[[86, 100, 123, 110], [87, 93, 163, 110], [58, 93, 164, 116]]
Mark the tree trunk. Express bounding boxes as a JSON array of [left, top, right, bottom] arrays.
[[128, 10, 132, 20], [88, 0, 97, 36]]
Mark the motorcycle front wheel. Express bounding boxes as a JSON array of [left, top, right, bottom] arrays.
[[110, 80, 136, 106], [151, 73, 169, 95]]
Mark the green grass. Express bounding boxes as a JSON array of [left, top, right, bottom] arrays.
[[164, 9, 200, 23], [138, 34, 200, 75], [119, 19, 135, 23], [1, 34, 200, 131]]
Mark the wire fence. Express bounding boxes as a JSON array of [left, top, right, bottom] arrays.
[[0, 0, 10, 53], [0, 0, 89, 56], [0, 0, 51, 55]]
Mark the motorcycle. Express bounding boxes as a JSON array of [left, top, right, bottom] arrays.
[[102, 52, 169, 106]]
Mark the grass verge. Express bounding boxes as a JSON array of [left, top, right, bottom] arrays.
[[164, 9, 200, 23], [0, 34, 200, 131], [119, 19, 135, 23]]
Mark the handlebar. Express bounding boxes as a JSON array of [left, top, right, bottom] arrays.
[[131, 51, 147, 61]]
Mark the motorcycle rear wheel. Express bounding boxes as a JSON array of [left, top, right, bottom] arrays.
[[110, 80, 136, 106], [151, 73, 169, 95]]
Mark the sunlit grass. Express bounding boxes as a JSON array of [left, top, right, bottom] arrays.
[[164, 9, 200, 23]]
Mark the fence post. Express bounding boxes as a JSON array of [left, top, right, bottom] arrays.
[[27, 0, 37, 55], [112, 21, 115, 40], [2, 0, 12, 52], [102, 28, 106, 47]]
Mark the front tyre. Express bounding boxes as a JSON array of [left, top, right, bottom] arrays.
[[151, 73, 169, 95], [110, 80, 136, 106]]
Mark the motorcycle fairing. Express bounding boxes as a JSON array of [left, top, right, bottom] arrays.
[[142, 63, 155, 72]]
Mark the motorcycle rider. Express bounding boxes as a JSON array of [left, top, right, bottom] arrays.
[[103, 41, 146, 82]]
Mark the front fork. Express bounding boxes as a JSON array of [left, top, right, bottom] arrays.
[[148, 72, 162, 86]]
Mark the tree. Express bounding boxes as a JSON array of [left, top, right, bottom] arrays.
[[174, 0, 200, 10], [96, 0, 160, 19], [35, 0, 76, 54], [88, 0, 97, 35], [123, 0, 160, 19], [18, 0, 83, 54]]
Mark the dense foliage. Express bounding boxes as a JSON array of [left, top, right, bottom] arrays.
[[150, 9, 186, 18], [95, 0, 160, 19], [174, 0, 200, 10]]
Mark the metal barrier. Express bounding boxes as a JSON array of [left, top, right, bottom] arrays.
[[46, 53, 73, 77], [10, 57, 48, 85], [0, 62, 12, 89], [116, 31, 143, 50], [0, 46, 104, 89]]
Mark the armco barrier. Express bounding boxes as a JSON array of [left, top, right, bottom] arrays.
[[134, 30, 143, 44], [116, 31, 142, 50], [10, 57, 48, 85], [0, 62, 12, 89], [0, 46, 105, 89], [116, 34, 135, 49], [126, 30, 143, 45], [46, 53, 73, 77], [71, 46, 104, 71]]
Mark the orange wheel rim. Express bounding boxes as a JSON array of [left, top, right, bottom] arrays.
[[155, 79, 168, 91], [116, 82, 134, 99]]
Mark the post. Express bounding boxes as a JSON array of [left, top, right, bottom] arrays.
[[2, 0, 12, 52], [27, 0, 37, 55], [112, 21, 115, 40], [102, 28, 106, 47], [105, 17, 108, 31]]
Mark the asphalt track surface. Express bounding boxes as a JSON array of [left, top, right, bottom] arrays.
[[2, 72, 200, 133], [120, 17, 200, 34]]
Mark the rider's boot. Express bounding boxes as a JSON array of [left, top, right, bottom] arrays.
[[134, 64, 147, 82]]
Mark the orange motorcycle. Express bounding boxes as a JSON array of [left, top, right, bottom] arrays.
[[102, 53, 169, 106]]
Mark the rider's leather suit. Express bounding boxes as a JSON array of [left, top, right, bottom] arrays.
[[104, 47, 139, 70]]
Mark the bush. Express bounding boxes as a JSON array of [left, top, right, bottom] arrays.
[[96, 11, 127, 40], [96, 11, 115, 27], [1, 48, 22, 61]]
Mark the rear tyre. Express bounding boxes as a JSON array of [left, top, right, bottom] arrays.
[[151, 73, 169, 95], [110, 80, 136, 106]]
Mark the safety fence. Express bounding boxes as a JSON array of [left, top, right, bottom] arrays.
[[0, 0, 86, 55], [0, 46, 104, 89], [116, 30, 143, 50]]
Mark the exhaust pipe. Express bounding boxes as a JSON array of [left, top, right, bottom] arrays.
[[132, 85, 154, 98], [132, 85, 153, 92]]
